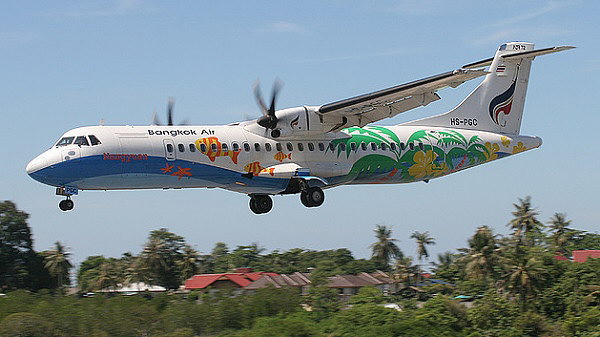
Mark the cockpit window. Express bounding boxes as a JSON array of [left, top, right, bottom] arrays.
[[88, 135, 101, 146], [56, 137, 74, 147], [74, 136, 89, 146]]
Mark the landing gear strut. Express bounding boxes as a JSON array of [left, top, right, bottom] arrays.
[[59, 198, 74, 212], [300, 187, 325, 208], [56, 186, 77, 212], [249, 194, 273, 214]]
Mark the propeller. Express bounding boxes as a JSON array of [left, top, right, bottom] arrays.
[[152, 97, 189, 125], [254, 79, 283, 130]]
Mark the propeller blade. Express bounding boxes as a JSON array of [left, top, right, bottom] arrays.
[[167, 97, 174, 126], [268, 78, 283, 116], [253, 81, 268, 115], [152, 110, 162, 125]]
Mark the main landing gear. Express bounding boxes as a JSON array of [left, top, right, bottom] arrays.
[[300, 187, 325, 208], [249, 194, 273, 214], [247, 186, 325, 214]]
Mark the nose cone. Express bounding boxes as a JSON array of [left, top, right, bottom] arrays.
[[26, 154, 47, 175]]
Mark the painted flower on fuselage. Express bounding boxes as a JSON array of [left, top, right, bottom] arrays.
[[484, 142, 500, 161], [408, 150, 447, 179], [512, 142, 527, 154]]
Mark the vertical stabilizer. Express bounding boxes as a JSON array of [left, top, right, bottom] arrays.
[[404, 42, 571, 135]]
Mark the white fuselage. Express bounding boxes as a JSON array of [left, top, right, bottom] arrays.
[[26, 123, 542, 195]]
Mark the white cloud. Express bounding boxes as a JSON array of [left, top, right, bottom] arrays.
[[262, 21, 304, 34], [51, 0, 143, 18], [291, 48, 414, 64], [0, 32, 37, 48]]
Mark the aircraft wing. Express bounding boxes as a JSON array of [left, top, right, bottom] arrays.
[[317, 68, 487, 130]]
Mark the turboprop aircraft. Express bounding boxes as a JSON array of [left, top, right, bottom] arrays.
[[26, 42, 573, 214]]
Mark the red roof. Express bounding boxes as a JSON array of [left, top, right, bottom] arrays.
[[572, 250, 600, 263], [184, 272, 279, 290]]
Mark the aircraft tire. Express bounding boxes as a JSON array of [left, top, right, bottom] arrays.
[[302, 187, 324, 208], [300, 192, 314, 207], [59, 199, 74, 211], [250, 195, 272, 214]]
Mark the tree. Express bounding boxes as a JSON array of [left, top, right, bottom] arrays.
[[178, 245, 200, 281], [508, 196, 544, 248], [43, 241, 73, 289], [0, 312, 54, 337], [370, 225, 402, 270], [499, 252, 546, 310], [463, 226, 500, 283], [547, 213, 577, 255], [410, 231, 435, 262], [0, 201, 51, 290]]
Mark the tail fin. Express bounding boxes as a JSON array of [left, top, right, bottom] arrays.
[[404, 42, 574, 135]]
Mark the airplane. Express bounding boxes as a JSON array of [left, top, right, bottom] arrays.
[[26, 42, 573, 214]]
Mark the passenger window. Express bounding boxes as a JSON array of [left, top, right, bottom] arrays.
[[371, 142, 377, 151], [211, 144, 218, 152], [350, 143, 357, 151], [418, 142, 424, 151], [361, 142, 367, 151], [200, 144, 207, 152], [276, 143, 283, 152], [328, 143, 335, 151], [308, 143, 315, 151], [298, 143, 304, 151], [232, 142, 240, 152], [74, 136, 89, 146], [286, 143, 293, 151], [400, 142, 406, 150], [166, 144, 174, 152], [254, 143, 261, 151], [243, 143, 250, 152], [178, 144, 185, 152], [265, 143, 272, 152], [381, 143, 388, 151], [318, 143, 325, 151], [222, 143, 229, 152], [189, 144, 196, 152], [88, 135, 101, 146], [390, 143, 397, 151], [409, 143, 415, 150], [339, 143, 346, 151]]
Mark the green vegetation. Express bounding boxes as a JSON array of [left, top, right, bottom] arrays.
[[1, 198, 599, 336]]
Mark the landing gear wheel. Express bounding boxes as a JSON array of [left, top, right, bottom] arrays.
[[59, 199, 74, 211], [301, 187, 325, 208], [249, 195, 273, 214]]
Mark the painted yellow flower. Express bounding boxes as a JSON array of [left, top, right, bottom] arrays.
[[408, 150, 435, 179], [512, 142, 527, 154], [501, 136, 511, 147], [484, 142, 500, 161]]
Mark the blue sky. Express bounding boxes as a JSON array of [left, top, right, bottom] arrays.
[[2, 1, 599, 268]]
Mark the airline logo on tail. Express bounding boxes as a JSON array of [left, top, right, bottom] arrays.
[[489, 78, 517, 127]]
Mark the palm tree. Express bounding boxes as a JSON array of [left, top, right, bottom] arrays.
[[43, 241, 73, 289], [393, 256, 418, 286], [547, 213, 574, 255], [499, 254, 545, 310], [508, 196, 544, 248], [178, 245, 200, 280], [370, 225, 403, 269], [95, 260, 120, 291], [463, 226, 500, 283], [410, 231, 435, 262]]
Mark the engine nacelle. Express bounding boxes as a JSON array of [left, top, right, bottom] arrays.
[[245, 106, 345, 139]]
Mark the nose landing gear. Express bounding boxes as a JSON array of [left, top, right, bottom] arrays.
[[56, 186, 77, 212], [59, 198, 74, 212], [249, 194, 273, 214]]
